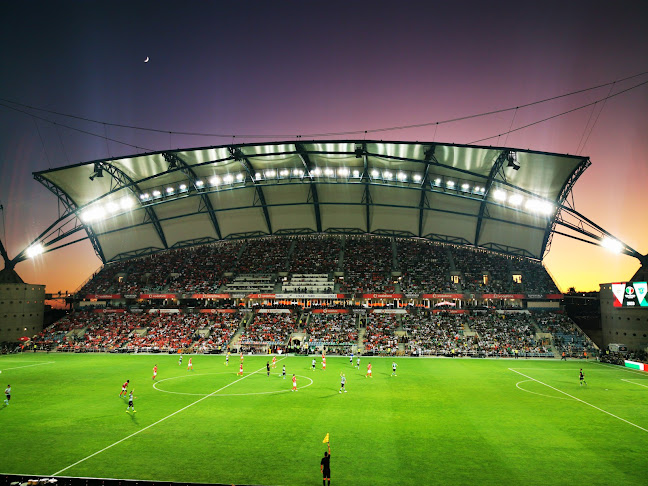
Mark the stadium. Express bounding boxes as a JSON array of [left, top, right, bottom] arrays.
[[1, 140, 647, 486]]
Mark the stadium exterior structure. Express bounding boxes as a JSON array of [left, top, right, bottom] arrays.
[[24, 140, 602, 263]]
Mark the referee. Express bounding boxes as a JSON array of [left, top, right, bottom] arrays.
[[320, 441, 331, 486]]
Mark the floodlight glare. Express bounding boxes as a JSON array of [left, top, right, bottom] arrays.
[[371, 169, 380, 178], [106, 201, 120, 213], [166, 187, 174, 194], [384, 171, 393, 179], [279, 169, 289, 177], [255, 172, 262, 180], [434, 178, 441, 185], [26, 243, 44, 259], [140, 194, 149, 200], [324, 168, 334, 176], [461, 183, 470, 191], [196, 180, 204, 187], [508, 194, 523, 206], [209, 176, 220, 186], [236, 173, 245, 181], [152, 190, 162, 197], [265, 170, 276, 178], [120, 197, 134, 209], [413, 174, 422, 182], [338, 168, 350, 177], [446, 180, 455, 188], [493, 189, 507, 201], [312, 168, 322, 176], [397, 172, 407, 181], [223, 174, 234, 183], [352, 170, 360, 178], [179, 184, 187, 191], [602, 237, 623, 253]]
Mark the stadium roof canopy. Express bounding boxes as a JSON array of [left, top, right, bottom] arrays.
[[33, 140, 590, 264]]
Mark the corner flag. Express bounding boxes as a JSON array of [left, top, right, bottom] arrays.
[[323, 433, 329, 443]]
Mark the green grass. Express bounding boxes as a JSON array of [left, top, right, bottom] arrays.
[[1, 353, 647, 485]]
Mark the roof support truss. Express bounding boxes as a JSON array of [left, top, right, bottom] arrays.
[[163, 152, 222, 239], [474, 150, 510, 246], [295, 143, 322, 232], [98, 162, 169, 250], [418, 144, 436, 237], [230, 147, 273, 234]]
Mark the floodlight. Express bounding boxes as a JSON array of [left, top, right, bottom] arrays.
[[312, 168, 322, 176], [106, 201, 120, 213], [446, 180, 455, 188], [371, 169, 380, 178], [152, 190, 162, 197], [461, 183, 470, 191], [324, 168, 334, 176], [265, 170, 276, 178], [397, 172, 407, 181], [140, 193, 150, 200], [120, 197, 134, 209], [26, 244, 44, 259], [602, 237, 623, 253], [352, 170, 360, 178], [508, 194, 523, 206], [493, 189, 507, 201], [279, 169, 289, 177], [166, 187, 175, 194], [179, 184, 187, 191], [196, 180, 204, 187], [236, 173, 245, 181], [209, 176, 220, 186], [223, 174, 234, 183], [384, 171, 393, 179], [255, 172, 262, 180], [413, 174, 422, 182], [338, 168, 350, 177], [434, 178, 441, 185]]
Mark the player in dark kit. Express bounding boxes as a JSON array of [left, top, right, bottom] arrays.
[[267, 361, 271, 377], [579, 368, 587, 386], [320, 441, 331, 485]]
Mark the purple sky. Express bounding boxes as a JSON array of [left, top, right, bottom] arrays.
[[1, 1, 647, 293]]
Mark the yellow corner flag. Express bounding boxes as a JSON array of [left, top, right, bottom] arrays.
[[323, 433, 329, 443]]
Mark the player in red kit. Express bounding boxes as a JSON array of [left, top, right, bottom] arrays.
[[238, 363, 244, 376], [120, 379, 130, 397], [292, 374, 297, 391], [322, 356, 326, 370], [152, 364, 158, 380], [366, 362, 372, 378], [187, 357, 193, 371], [272, 355, 277, 369]]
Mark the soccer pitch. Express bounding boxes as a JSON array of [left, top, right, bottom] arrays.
[[1, 353, 647, 485]]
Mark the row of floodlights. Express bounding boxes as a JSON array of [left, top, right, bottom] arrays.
[[79, 197, 136, 223], [491, 188, 554, 215]]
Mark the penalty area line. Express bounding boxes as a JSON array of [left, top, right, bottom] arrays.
[[621, 379, 648, 389], [52, 357, 287, 477], [509, 368, 648, 434]]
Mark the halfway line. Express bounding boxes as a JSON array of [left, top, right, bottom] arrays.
[[52, 357, 286, 476], [508, 368, 648, 434]]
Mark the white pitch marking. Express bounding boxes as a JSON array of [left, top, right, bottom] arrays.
[[515, 380, 570, 400], [0, 361, 55, 371], [153, 372, 313, 396], [509, 368, 648, 433], [52, 357, 287, 476], [621, 379, 648, 389]]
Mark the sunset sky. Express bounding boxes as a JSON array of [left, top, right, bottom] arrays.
[[1, 1, 647, 294]]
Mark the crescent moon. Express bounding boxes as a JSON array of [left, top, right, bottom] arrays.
[[144, 57, 149, 63]]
